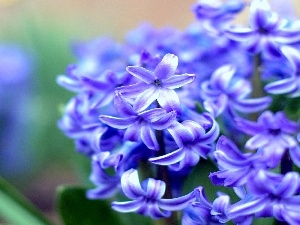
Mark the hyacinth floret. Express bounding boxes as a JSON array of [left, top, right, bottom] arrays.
[[265, 46, 300, 96], [200, 64, 271, 117], [225, 0, 300, 57], [229, 170, 300, 224], [112, 169, 195, 219], [116, 53, 195, 114], [99, 93, 177, 150], [149, 116, 219, 170], [235, 110, 300, 168]]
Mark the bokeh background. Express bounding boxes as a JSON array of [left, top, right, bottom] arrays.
[[0, 0, 299, 224]]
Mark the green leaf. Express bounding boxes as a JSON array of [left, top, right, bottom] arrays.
[[56, 186, 122, 225], [0, 176, 54, 225]]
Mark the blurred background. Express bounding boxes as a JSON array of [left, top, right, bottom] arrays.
[[0, 0, 299, 224]]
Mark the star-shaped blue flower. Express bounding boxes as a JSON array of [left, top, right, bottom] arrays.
[[116, 53, 195, 114]]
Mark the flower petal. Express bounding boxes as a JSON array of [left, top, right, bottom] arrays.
[[194, 187, 212, 209], [163, 74, 195, 89], [210, 64, 236, 91], [124, 121, 142, 142], [159, 192, 195, 211], [280, 45, 300, 72], [112, 199, 144, 212], [233, 96, 272, 113], [235, 117, 263, 136], [157, 89, 182, 115], [198, 118, 219, 144], [228, 197, 267, 218], [181, 120, 205, 140], [114, 93, 136, 117], [141, 125, 159, 150], [154, 54, 178, 80], [99, 115, 137, 129], [273, 172, 299, 198], [151, 110, 177, 130], [139, 108, 167, 122], [274, 29, 300, 44], [146, 203, 171, 219], [133, 86, 160, 112], [81, 76, 109, 90], [245, 133, 269, 149], [289, 146, 300, 167], [167, 121, 194, 147], [225, 27, 256, 42], [249, 0, 271, 29], [121, 169, 145, 199], [263, 39, 282, 58], [145, 178, 166, 199], [115, 82, 150, 98], [126, 66, 154, 84], [149, 148, 185, 165], [56, 75, 81, 92]]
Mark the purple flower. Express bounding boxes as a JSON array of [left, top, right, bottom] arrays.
[[265, 46, 300, 96], [57, 68, 131, 108], [193, 0, 245, 33], [58, 95, 111, 156], [99, 93, 177, 150], [149, 115, 219, 171], [116, 53, 195, 114], [235, 110, 300, 168], [210, 136, 267, 187], [0, 44, 33, 84], [87, 157, 121, 199], [112, 169, 195, 219], [87, 142, 150, 199], [183, 187, 253, 225], [229, 170, 300, 224], [200, 64, 271, 117], [0, 44, 34, 177], [270, 0, 297, 20], [225, 0, 300, 57]]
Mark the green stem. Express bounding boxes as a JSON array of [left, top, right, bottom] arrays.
[[251, 54, 263, 99], [251, 54, 264, 121], [155, 129, 178, 225]]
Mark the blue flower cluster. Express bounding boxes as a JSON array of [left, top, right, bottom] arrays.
[[57, 0, 300, 224], [0, 44, 34, 177]]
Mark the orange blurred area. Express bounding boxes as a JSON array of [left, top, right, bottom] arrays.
[[0, 0, 197, 42]]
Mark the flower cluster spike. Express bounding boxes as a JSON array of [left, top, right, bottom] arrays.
[[57, 0, 300, 224]]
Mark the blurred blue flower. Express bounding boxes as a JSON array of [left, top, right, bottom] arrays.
[[265, 46, 300, 96], [0, 44, 34, 177], [225, 0, 300, 57]]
